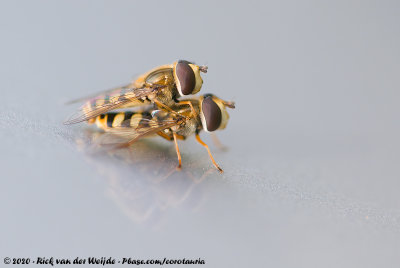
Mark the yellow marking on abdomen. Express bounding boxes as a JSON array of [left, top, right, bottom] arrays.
[[95, 115, 108, 130], [130, 113, 143, 128], [112, 113, 125, 127]]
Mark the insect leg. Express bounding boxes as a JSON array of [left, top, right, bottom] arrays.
[[154, 99, 188, 119], [173, 132, 182, 170], [157, 131, 185, 141], [195, 133, 223, 173], [157, 131, 173, 141], [176, 100, 198, 117]]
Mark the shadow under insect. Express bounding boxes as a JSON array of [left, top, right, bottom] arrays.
[[75, 128, 218, 228]]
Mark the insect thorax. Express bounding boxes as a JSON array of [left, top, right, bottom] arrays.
[[175, 117, 198, 138], [156, 85, 178, 107]]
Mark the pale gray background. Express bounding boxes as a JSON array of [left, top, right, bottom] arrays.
[[1, 1, 400, 267]]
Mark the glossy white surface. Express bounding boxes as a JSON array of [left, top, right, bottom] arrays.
[[1, 1, 400, 267]]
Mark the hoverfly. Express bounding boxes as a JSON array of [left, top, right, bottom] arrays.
[[89, 94, 235, 173], [64, 60, 208, 125]]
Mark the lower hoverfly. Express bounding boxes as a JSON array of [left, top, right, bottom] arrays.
[[89, 94, 235, 173], [64, 60, 208, 125]]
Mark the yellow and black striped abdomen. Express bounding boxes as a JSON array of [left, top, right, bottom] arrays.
[[90, 111, 153, 131]]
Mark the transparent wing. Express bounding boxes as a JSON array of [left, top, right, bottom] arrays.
[[63, 87, 161, 125], [95, 117, 179, 148], [65, 83, 133, 105]]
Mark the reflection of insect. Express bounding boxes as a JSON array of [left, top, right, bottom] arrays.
[[90, 94, 235, 173], [64, 60, 208, 125], [75, 129, 216, 227]]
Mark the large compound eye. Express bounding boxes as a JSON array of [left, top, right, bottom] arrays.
[[176, 60, 196, 95], [202, 96, 222, 131]]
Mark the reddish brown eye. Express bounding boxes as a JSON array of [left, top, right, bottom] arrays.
[[176, 60, 196, 95], [202, 96, 222, 131]]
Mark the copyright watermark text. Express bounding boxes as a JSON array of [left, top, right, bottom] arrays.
[[3, 257, 205, 266]]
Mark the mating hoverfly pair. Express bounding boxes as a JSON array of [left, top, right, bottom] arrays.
[[64, 60, 235, 172]]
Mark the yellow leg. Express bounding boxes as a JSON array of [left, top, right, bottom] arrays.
[[173, 132, 182, 170], [157, 131, 173, 141], [157, 131, 185, 141], [195, 133, 223, 173], [176, 100, 198, 117], [154, 99, 186, 118]]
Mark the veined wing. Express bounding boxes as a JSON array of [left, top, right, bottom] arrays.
[[95, 117, 180, 147], [65, 83, 134, 105], [63, 86, 161, 125], [68, 66, 174, 105]]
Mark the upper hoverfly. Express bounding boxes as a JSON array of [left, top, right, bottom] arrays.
[[88, 94, 235, 173], [64, 60, 208, 125]]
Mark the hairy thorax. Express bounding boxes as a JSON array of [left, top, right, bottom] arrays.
[[155, 85, 177, 107]]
